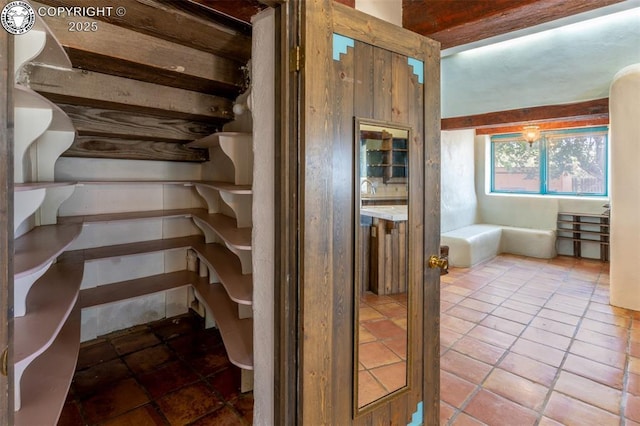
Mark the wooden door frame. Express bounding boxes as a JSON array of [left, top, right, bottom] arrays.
[[0, 27, 14, 425], [274, 0, 300, 424], [276, 1, 441, 424]]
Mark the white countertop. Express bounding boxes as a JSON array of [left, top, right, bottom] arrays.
[[360, 205, 408, 221]]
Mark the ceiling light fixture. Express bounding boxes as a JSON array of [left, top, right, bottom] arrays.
[[522, 125, 541, 147]]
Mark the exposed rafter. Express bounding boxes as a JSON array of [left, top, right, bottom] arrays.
[[442, 98, 609, 133], [402, 0, 625, 49]]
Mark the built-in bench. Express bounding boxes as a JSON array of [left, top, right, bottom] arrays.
[[441, 224, 556, 267]]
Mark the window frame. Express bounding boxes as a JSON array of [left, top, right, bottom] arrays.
[[490, 126, 609, 197]]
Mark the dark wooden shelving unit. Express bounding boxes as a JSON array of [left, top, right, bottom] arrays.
[[557, 212, 610, 261]]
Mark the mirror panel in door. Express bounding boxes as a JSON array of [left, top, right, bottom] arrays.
[[355, 119, 410, 410]]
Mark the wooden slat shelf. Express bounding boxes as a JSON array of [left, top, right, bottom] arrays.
[[196, 181, 252, 194], [14, 310, 80, 426], [557, 212, 609, 261], [557, 228, 608, 237], [14, 224, 82, 278], [194, 243, 253, 305], [14, 182, 76, 192], [192, 212, 252, 250], [187, 131, 251, 148], [58, 208, 205, 224], [193, 282, 253, 370], [58, 235, 205, 264], [557, 236, 610, 245], [14, 263, 83, 366], [557, 220, 610, 227], [78, 270, 201, 309]]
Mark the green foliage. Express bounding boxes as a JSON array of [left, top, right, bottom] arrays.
[[494, 133, 606, 181]]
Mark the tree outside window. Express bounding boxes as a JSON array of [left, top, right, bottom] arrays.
[[491, 127, 608, 196]]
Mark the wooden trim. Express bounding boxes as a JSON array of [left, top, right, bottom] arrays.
[[475, 118, 609, 136], [333, 2, 435, 61], [442, 98, 609, 131], [422, 37, 441, 426], [275, 1, 299, 424], [0, 26, 14, 422]]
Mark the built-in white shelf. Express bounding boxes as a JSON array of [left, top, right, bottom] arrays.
[[195, 242, 253, 305], [193, 282, 253, 370], [14, 224, 82, 278], [14, 262, 82, 416], [188, 132, 253, 185], [192, 212, 251, 250], [14, 310, 80, 425]]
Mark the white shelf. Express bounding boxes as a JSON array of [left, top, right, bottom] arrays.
[[193, 282, 253, 370], [14, 224, 82, 279], [188, 132, 253, 185], [14, 310, 80, 424], [195, 242, 252, 305]]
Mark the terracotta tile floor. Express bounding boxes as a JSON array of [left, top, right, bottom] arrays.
[[440, 254, 640, 426], [58, 254, 636, 425], [58, 314, 252, 426], [358, 291, 408, 407]]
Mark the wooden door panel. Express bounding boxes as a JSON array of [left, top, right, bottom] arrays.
[[295, 1, 440, 424]]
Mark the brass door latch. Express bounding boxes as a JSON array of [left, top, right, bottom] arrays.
[[1, 347, 7, 377], [428, 254, 448, 272]]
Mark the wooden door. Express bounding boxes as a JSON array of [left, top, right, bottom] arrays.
[[279, 1, 441, 424]]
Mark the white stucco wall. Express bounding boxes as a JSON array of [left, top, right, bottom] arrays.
[[251, 8, 275, 426], [610, 64, 640, 310], [355, 0, 402, 26], [442, 7, 640, 118], [474, 135, 608, 227], [441, 130, 478, 233]]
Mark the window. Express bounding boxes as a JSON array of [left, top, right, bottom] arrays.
[[491, 126, 608, 196]]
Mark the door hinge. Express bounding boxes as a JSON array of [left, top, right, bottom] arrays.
[[290, 45, 303, 72], [1, 347, 7, 377]]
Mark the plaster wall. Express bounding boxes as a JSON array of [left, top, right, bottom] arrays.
[[440, 129, 478, 233], [442, 7, 640, 118], [355, 0, 401, 26], [610, 64, 640, 310], [474, 135, 609, 259]]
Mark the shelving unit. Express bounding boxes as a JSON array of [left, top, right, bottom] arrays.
[[557, 212, 610, 261], [11, 12, 258, 422], [362, 131, 408, 183], [187, 132, 255, 387]]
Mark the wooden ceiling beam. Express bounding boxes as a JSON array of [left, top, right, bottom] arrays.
[[37, 11, 244, 98], [442, 98, 609, 132], [25, 64, 234, 123], [403, 0, 625, 49], [34, 0, 252, 62]]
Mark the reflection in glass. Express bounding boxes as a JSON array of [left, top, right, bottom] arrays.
[[355, 120, 410, 410]]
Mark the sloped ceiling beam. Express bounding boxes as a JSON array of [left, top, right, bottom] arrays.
[[403, 0, 626, 49]]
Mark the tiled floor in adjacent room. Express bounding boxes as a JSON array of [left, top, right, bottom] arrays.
[[58, 313, 253, 426], [60, 254, 638, 425], [440, 254, 637, 425]]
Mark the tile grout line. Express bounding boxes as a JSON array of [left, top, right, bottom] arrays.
[[532, 263, 602, 425], [444, 257, 616, 425], [444, 257, 564, 425]]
